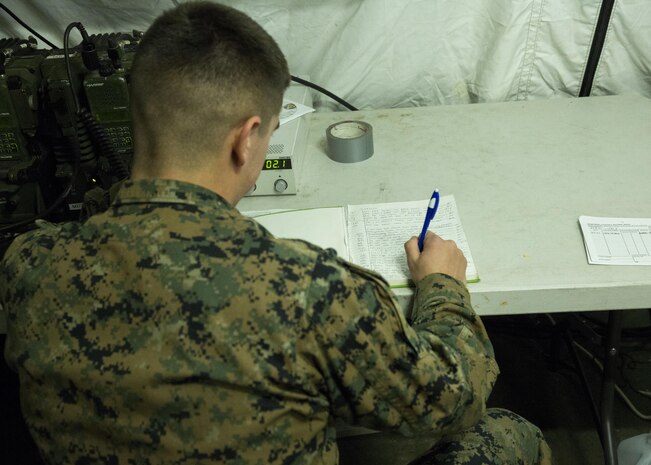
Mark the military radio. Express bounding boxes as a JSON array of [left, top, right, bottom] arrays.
[[0, 27, 140, 241], [0, 37, 47, 226], [38, 30, 139, 217]]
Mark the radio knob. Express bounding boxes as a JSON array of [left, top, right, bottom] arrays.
[[274, 179, 288, 193]]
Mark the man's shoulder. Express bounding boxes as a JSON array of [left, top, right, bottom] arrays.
[[0, 221, 73, 301], [3, 220, 67, 261]]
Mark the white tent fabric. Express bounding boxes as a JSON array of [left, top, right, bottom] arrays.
[[1, 0, 649, 110]]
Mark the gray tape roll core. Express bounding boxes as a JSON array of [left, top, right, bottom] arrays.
[[326, 120, 374, 163]]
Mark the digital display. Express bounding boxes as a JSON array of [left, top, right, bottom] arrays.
[[262, 157, 292, 170]]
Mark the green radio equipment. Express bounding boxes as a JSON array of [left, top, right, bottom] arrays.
[[0, 38, 48, 227], [0, 24, 142, 240], [83, 33, 139, 167], [0, 5, 145, 246], [37, 28, 138, 220]]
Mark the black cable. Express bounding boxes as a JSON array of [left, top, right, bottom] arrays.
[[0, 3, 58, 49], [78, 108, 129, 180], [64, 22, 84, 114], [291, 75, 358, 111]]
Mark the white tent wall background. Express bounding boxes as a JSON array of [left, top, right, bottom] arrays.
[[0, 0, 649, 109]]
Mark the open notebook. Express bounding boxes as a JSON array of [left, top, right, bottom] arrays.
[[243, 195, 478, 287]]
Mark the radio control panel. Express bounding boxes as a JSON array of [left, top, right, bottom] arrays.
[[246, 83, 311, 197]]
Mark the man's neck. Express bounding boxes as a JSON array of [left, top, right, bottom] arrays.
[[130, 166, 241, 206]]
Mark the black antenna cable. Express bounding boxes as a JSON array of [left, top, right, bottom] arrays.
[[0, 3, 58, 48], [291, 75, 358, 111]]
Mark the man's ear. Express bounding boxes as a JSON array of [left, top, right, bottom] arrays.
[[232, 115, 262, 167]]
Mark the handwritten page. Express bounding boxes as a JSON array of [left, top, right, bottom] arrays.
[[579, 216, 651, 265], [243, 196, 478, 287], [346, 196, 478, 286]]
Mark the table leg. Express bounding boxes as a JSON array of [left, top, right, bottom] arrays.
[[601, 310, 623, 465]]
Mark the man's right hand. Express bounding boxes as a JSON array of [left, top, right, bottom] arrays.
[[404, 231, 467, 283]]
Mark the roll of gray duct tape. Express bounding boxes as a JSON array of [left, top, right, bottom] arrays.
[[326, 120, 374, 163]]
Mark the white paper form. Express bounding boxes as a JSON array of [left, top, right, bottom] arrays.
[[346, 195, 478, 285], [579, 216, 651, 265], [279, 99, 314, 126], [245, 207, 349, 260]]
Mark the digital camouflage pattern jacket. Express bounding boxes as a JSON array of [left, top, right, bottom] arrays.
[[2, 178, 498, 465]]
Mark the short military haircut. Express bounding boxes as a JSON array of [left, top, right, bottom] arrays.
[[130, 1, 290, 168]]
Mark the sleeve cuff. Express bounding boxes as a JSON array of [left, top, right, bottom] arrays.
[[412, 273, 472, 320]]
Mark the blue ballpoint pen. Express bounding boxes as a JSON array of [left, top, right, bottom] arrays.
[[418, 189, 440, 252]]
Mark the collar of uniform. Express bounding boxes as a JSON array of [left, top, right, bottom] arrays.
[[113, 178, 233, 213]]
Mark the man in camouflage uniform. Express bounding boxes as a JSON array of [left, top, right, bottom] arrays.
[[2, 2, 551, 464]]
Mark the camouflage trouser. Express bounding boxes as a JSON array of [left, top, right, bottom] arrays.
[[408, 408, 552, 465]]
